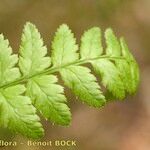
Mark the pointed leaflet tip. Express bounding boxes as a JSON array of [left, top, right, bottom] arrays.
[[105, 28, 114, 37], [24, 22, 36, 28], [59, 23, 69, 29], [0, 34, 4, 40]]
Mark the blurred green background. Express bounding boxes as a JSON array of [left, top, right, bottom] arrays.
[[0, 0, 150, 150]]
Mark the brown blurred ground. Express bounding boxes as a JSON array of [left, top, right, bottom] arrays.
[[0, 0, 150, 150]]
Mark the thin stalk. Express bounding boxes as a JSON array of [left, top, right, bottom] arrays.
[[0, 55, 126, 89]]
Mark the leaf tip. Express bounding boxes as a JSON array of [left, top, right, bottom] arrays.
[[105, 28, 114, 37]]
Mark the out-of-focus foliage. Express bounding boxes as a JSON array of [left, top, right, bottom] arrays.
[[95, 0, 132, 19]]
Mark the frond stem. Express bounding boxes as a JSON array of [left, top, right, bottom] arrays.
[[0, 55, 126, 89]]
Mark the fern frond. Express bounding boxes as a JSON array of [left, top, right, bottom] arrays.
[[0, 22, 140, 139]]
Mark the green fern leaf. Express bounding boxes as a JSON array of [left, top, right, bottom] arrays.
[[119, 38, 140, 94], [19, 22, 51, 76], [105, 29, 139, 95], [19, 23, 71, 126], [0, 35, 43, 139], [0, 85, 44, 139], [51, 24, 78, 67], [52, 25, 105, 107], [93, 59, 125, 99], [26, 75, 71, 125], [0, 23, 140, 139], [80, 27, 103, 59], [80, 28, 125, 99], [0, 35, 20, 85], [60, 66, 105, 107]]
